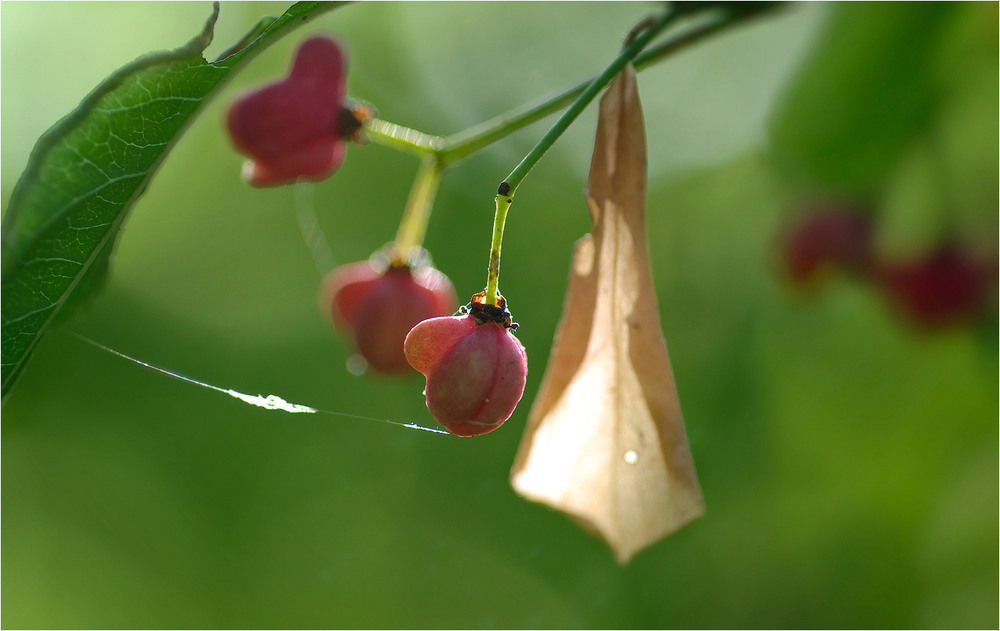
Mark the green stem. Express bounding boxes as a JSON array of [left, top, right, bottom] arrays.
[[632, 7, 763, 71], [394, 156, 443, 261], [368, 7, 772, 168], [380, 8, 774, 168], [440, 90, 579, 167], [365, 118, 443, 158], [439, 13, 714, 166], [499, 9, 677, 196], [484, 193, 513, 306]]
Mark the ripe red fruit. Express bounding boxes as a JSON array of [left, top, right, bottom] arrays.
[[878, 246, 996, 329], [781, 203, 874, 284], [322, 260, 457, 374], [404, 296, 527, 437], [227, 36, 358, 186]]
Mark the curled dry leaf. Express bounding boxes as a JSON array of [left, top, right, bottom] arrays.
[[510, 66, 704, 563]]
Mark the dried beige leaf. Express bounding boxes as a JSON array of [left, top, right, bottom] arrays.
[[510, 66, 704, 563]]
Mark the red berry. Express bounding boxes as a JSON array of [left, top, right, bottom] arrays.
[[878, 246, 996, 329], [781, 203, 874, 284], [227, 36, 352, 186], [404, 309, 527, 437], [322, 261, 457, 374]]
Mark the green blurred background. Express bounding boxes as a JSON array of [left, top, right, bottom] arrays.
[[2, 2, 996, 628]]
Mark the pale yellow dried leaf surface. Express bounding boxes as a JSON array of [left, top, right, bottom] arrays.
[[510, 66, 704, 563]]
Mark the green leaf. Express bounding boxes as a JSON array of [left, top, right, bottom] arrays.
[[0, 1, 346, 399]]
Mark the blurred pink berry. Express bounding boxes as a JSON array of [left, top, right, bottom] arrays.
[[227, 36, 361, 186], [322, 260, 457, 374], [878, 246, 996, 329], [781, 203, 874, 284], [404, 298, 527, 437]]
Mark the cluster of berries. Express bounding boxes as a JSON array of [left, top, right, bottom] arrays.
[[226, 36, 527, 436], [781, 202, 996, 329]]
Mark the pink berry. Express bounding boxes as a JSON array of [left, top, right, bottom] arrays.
[[322, 261, 457, 374], [878, 246, 996, 329], [781, 203, 874, 284], [404, 299, 527, 437], [227, 36, 358, 186]]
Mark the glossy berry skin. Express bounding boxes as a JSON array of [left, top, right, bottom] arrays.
[[781, 204, 874, 284], [323, 262, 457, 374], [878, 247, 996, 329], [227, 37, 349, 186], [404, 314, 527, 437]]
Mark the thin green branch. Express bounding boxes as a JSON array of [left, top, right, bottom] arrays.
[[364, 5, 780, 169], [438, 4, 778, 168], [394, 156, 443, 261], [484, 193, 513, 306], [365, 118, 444, 157], [439, 90, 579, 167], [499, 9, 677, 196]]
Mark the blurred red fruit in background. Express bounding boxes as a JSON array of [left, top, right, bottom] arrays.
[[322, 259, 457, 374], [878, 246, 997, 329], [227, 36, 358, 186], [781, 202, 874, 284]]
